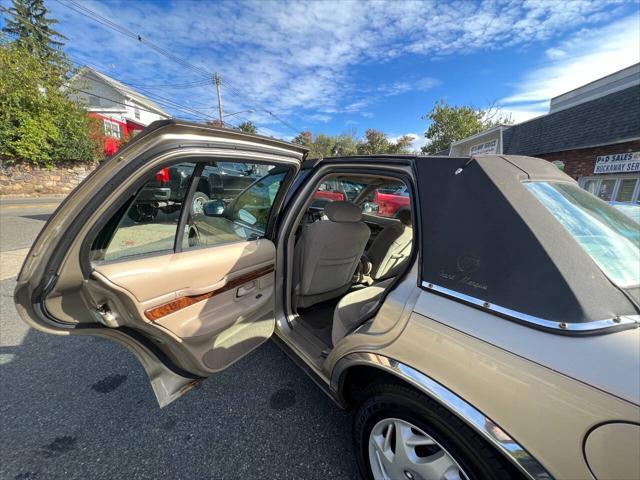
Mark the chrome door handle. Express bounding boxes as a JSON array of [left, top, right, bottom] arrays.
[[236, 281, 257, 297]]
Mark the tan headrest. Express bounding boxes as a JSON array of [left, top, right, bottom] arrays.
[[324, 201, 362, 222]]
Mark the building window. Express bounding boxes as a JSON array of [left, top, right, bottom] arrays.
[[134, 106, 140, 120], [597, 179, 616, 201], [578, 175, 640, 204], [616, 179, 638, 203], [103, 119, 122, 139]]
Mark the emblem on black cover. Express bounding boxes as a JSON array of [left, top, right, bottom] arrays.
[[456, 254, 480, 274]]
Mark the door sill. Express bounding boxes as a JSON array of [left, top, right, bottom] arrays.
[[270, 333, 344, 408]]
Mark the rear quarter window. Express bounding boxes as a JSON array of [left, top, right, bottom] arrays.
[[526, 182, 640, 288]]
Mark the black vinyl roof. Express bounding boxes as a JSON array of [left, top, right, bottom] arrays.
[[502, 86, 640, 155], [416, 154, 639, 334]]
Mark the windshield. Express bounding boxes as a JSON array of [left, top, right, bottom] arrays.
[[526, 182, 640, 288]]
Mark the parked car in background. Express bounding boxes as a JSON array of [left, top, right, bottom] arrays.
[[129, 161, 259, 222], [312, 178, 363, 206], [15, 121, 640, 480], [370, 184, 411, 218]]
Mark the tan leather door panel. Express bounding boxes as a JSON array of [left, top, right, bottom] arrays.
[[89, 239, 276, 374]]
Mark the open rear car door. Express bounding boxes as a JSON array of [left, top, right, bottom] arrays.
[[14, 120, 306, 406]]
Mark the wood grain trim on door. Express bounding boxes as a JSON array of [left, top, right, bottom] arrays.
[[144, 264, 274, 321]]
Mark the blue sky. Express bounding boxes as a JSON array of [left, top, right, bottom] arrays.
[[3, 0, 639, 148]]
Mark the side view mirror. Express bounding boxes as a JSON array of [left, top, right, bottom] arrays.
[[203, 199, 226, 216]]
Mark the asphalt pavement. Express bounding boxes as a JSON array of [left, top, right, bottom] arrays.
[[0, 197, 358, 480]]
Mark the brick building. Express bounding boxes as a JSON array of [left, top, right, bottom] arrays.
[[448, 64, 640, 203]]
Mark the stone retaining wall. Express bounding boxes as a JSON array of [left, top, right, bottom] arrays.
[[0, 161, 98, 196]]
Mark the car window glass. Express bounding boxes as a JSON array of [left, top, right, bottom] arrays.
[[92, 162, 197, 263], [527, 182, 640, 288], [311, 179, 365, 210], [184, 162, 288, 249], [362, 182, 409, 218]]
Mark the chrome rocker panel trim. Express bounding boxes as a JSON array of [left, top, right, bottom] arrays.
[[332, 352, 553, 480], [422, 281, 640, 333]]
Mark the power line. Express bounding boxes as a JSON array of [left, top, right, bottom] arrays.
[[73, 69, 240, 128], [57, 52, 215, 123], [53, 0, 300, 134], [1, 29, 220, 124], [54, 0, 211, 79], [125, 80, 212, 89], [71, 88, 194, 120], [3, 7, 255, 131], [69, 64, 216, 122], [220, 80, 300, 134]]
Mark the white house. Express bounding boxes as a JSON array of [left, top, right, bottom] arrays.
[[69, 67, 170, 154]]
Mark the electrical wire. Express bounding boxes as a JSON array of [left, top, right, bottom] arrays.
[[3, 9, 248, 130], [1, 29, 220, 124], [53, 0, 299, 133], [221, 81, 300, 134], [70, 67, 216, 122], [71, 88, 197, 120], [54, 0, 212, 79]]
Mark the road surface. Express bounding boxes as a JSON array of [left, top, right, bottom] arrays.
[[0, 197, 358, 480]]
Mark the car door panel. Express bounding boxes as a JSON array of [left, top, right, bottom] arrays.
[[15, 121, 306, 406], [92, 239, 274, 304], [81, 239, 276, 375]]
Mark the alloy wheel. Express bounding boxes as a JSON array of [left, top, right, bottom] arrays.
[[192, 195, 206, 215], [368, 418, 469, 480]]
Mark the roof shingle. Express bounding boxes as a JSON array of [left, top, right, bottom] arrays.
[[503, 86, 640, 155]]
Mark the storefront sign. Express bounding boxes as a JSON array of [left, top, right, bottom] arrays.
[[594, 151, 640, 174], [470, 139, 498, 155]]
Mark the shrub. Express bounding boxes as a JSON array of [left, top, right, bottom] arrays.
[[0, 41, 101, 167]]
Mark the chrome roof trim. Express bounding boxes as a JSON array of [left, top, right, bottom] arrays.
[[421, 281, 639, 333], [332, 352, 553, 480]]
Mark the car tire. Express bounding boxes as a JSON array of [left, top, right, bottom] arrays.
[[187, 224, 200, 248], [191, 192, 209, 216], [353, 383, 520, 480]]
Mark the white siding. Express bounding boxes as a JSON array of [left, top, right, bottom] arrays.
[[123, 98, 166, 126], [71, 71, 169, 127]]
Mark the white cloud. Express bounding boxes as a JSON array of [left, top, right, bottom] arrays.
[[307, 113, 332, 123], [545, 47, 567, 60], [389, 132, 428, 152], [500, 105, 549, 124], [46, 0, 634, 136], [501, 14, 640, 117]]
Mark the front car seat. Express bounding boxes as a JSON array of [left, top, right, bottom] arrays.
[[293, 201, 370, 309], [362, 209, 413, 283]]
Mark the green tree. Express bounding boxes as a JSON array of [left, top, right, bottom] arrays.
[[293, 129, 412, 158], [0, 40, 100, 166], [356, 129, 413, 155], [2, 0, 67, 64], [292, 130, 313, 146], [292, 130, 358, 158], [238, 120, 257, 134], [421, 99, 512, 154]]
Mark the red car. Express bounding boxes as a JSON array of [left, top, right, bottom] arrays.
[[372, 185, 410, 217], [313, 179, 362, 202]]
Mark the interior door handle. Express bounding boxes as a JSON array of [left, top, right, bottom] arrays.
[[236, 281, 257, 297]]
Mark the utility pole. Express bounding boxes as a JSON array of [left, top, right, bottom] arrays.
[[213, 73, 224, 126]]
